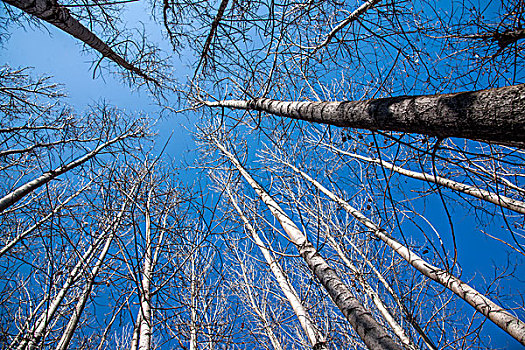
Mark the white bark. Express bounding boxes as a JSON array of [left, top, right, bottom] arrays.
[[298, 0, 382, 51], [322, 224, 416, 350], [19, 233, 106, 350], [15, 181, 133, 350], [138, 205, 153, 350], [325, 144, 525, 215], [215, 139, 402, 350], [227, 189, 325, 349], [189, 256, 197, 350], [0, 133, 132, 213], [55, 231, 114, 350], [284, 160, 525, 346], [0, 182, 90, 258], [235, 249, 284, 350]]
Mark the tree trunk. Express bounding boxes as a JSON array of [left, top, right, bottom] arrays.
[[325, 144, 525, 214], [322, 223, 417, 350], [301, 0, 382, 51], [189, 256, 197, 350], [55, 232, 114, 350], [0, 182, 90, 258], [283, 160, 525, 346], [234, 248, 285, 350], [215, 139, 402, 350], [0, 133, 130, 213], [18, 234, 105, 350], [3, 0, 154, 82], [15, 184, 133, 350], [138, 206, 153, 350], [227, 189, 326, 349], [203, 84, 525, 146]]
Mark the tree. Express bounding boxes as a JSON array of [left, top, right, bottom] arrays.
[[2, 0, 166, 86], [208, 132, 403, 350], [224, 187, 328, 349], [201, 84, 525, 147], [2, 0, 525, 349]]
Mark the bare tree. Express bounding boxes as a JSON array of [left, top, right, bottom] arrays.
[[224, 187, 327, 349], [201, 84, 525, 147], [208, 132, 403, 350], [272, 154, 525, 346], [3, 0, 158, 83]]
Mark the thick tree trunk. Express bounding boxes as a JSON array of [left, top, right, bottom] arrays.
[[227, 189, 326, 349], [204, 84, 525, 146], [215, 140, 402, 350], [3, 0, 154, 82], [284, 161, 525, 346]]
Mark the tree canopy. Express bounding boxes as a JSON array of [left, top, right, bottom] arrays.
[[1, 0, 524, 349]]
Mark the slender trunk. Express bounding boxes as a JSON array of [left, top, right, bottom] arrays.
[[215, 139, 402, 350], [327, 145, 525, 214], [227, 189, 326, 349], [0, 182, 90, 258], [284, 160, 525, 346], [129, 313, 142, 350], [19, 233, 106, 350], [203, 84, 525, 146], [301, 0, 382, 51], [189, 256, 197, 350], [322, 223, 417, 350], [138, 207, 153, 350], [194, 0, 229, 74], [3, 0, 154, 82], [8, 299, 46, 350], [235, 249, 285, 350], [55, 232, 114, 350], [343, 237, 437, 350], [17, 188, 132, 350], [0, 133, 131, 213]]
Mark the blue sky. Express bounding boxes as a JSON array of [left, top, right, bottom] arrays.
[[1, 1, 525, 348], [0, 1, 196, 169]]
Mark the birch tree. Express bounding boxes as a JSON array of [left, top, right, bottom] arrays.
[[224, 187, 327, 349], [201, 84, 525, 147]]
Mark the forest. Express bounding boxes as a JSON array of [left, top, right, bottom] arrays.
[[0, 0, 524, 349]]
